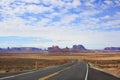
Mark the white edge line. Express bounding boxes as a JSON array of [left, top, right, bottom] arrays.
[[0, 66, 55, 80], [85, 63, 89, 80]]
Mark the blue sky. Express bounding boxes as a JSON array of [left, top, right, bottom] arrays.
[[0, 0, 120, 49]]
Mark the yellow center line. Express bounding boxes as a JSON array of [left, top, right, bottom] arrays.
[[39, 66, 71, 80]]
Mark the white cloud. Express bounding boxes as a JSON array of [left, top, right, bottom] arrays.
[[113, 12, 120, 19], [71, 0, 81, 7], [80, 10, 100, 17], [65, 0, 81, 8], [101, 0, 120, 9], [102, 20, 120, 28], [101, 15, 110, 19], [0, 0, 53, 17], [0, 0, 120, 48], [104, 0, 113, 5], [60, 14, 78, 24], [103, 0, 120, 7], [114, 0, 120, 6], [21, 0, 40, 3], [0, 16, 120, 49], [0, 0, 14, 6], [84, 1, 95, 7], [25, 5, 53, 14], [36, 18, 51, 26], [42, 0, 65, 8]]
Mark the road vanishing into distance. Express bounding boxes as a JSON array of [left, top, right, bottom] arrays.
[[0, 61, 119, 80]]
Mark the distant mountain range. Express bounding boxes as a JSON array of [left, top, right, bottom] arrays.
[[104, 47, 120, 51], [0, 45, 120, 53], [0, 47, 42, 53], [0, 47, 42, 51], [48, 45, 86, 52]]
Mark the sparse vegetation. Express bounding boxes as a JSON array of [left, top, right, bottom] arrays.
[[0, 52, 120, 77], [0, 54, 69, 74], [83, 53, 120, 77]]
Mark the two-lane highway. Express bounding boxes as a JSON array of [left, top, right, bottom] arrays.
[[0, 61, 119, 80], [42, 61, 88, 80]]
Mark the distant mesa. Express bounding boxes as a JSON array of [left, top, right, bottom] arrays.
[[0, 48, 3, 50], [72, 45, 86, 51], [0, 47, 42, 53], [47, 44, 87, 52], [0, 44, 87, 52], [104, 47, 120, 51], [0, 45, 87, 53], [48, 46, 61, 51], [10, 47, 42, 51], [1, 45, 120, 54]]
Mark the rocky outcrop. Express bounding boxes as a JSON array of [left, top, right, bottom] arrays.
[[72, 45, 86, 51], [104, 47, 120, 51]]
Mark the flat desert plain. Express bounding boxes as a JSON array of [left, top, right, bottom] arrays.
[[0, 52, 120, 77]]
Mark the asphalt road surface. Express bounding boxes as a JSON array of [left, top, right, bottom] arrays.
[[0, 61, 119, 80]]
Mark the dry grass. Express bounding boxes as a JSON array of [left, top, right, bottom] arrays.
[[0, 54, 69, 74], [82, 53, 120, 77], [0, 52, 120, 77]]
